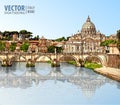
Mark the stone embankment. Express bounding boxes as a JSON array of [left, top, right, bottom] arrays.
[[94, 67, 120, 82]]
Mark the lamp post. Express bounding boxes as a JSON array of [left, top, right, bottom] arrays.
[[52, 44, 62, 67], [55, 47, 57, 58]]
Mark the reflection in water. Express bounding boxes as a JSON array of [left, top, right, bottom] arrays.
[[0, 62, 119, 99]]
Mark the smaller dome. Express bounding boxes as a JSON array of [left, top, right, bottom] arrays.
[[81, 16, 96, 35]]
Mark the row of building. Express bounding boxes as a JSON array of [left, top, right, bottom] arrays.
[[1, 16, 119, 54]]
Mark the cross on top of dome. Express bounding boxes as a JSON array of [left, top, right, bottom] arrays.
[[86, 16, 91, 22]]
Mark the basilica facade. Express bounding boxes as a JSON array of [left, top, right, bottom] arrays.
[[63, 16, 106, 54]]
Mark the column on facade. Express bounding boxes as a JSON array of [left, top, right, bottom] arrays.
[[92, 42, 94, 53]]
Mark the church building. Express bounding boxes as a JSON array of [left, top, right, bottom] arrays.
[[63, 16, 106, 54]]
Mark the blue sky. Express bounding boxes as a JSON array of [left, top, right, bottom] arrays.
[[0, 0, 120, 39]]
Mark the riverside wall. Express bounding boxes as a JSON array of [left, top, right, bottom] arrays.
[[107, 54, 120, 69]]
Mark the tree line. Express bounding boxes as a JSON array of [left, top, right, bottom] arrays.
[[0, 30, 33, 40], [100, 30, 120, 52]]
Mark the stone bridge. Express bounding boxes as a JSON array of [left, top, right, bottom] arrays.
[[0, 52, 108, 66]]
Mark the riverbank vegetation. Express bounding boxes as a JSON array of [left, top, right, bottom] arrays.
[[67, 61, 77, 66], [67, 60, 102, 70], [47, 60, 51, 64], [84, 62, 102, 70]]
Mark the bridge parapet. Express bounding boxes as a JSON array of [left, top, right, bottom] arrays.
[[0, 52, 107, 67]]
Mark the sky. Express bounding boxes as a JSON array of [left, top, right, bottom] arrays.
[[0, 0, 120, 39]]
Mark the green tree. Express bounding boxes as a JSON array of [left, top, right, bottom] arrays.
[[0, 31, 3, 40], [66, 36, 70, 41], [117, 30, 120, 52], [31, 35, 39, 40], [2, 31, 11, 40], [20, 41, 30, 52], [36, 35, 39, 40], [48, 46, 55, 53], [100, 39, 117, 46], [56, 47, 63, 53], [0, 31, 3, 35], [55, 37, 66, 42], [19, 30, 33, 39], [11, 31, 19, 34], [48, 46, 63, 53], [10, 42, 17, 52], [0, 41, 5, 51]]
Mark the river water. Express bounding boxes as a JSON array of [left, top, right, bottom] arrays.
[[0, 62, 120, 105]]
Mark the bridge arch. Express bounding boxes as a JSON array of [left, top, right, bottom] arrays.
[[84, 55, 103, 65], [19, 55, 26, 61], [35, 55, 52, 62], [59, 55, 78, 64], [10, 55, 18, 62]]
